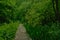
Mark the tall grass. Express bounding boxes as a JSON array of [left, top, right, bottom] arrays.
[[24, 22, 60, 40]]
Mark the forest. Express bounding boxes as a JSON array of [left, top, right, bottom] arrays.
[[0, 0, 60, 40]]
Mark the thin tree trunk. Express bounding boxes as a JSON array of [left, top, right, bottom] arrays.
[[55, 0, 60, 21], [52, 0, 56, 13]]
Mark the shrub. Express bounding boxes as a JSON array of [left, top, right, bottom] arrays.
[[24, 22, 60, 40], [0, 21, 19, 40], [25, 0, 55, 26], [0, 0, 16, 23]]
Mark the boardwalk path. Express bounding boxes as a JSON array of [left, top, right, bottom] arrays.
[[15, 24, 32, 40]]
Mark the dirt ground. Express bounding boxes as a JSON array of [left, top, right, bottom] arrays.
[[14, 24, 32, 40]]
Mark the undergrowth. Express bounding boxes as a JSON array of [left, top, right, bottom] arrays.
[[0, 21, 19, 40], [24, 22, 60, 40]]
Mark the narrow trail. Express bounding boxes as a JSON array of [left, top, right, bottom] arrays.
[[15, 24, 32, 40]]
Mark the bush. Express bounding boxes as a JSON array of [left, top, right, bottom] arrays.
[[0, 21, 19, 40], [24, 22, 60, 40], [24, 0, 55, 26], [0, 0, 16, 23]]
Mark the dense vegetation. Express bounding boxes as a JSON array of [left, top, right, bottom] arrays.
[[0, 0, 60, 40], [0, 22, 19, 40]]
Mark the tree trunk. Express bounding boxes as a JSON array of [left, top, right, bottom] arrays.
[[52, 0, 56, 13], [52, 0, 59, 21], [55, 0, 60, 21]]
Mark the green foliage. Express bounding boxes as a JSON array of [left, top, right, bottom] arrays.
[[0, 22, 19, 40], [24, 22, 60, 40], [0, 0, 16, 23], [16, 1, 32, 22], [0, 0, 60, 40], [24, 0, 55, 26]]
